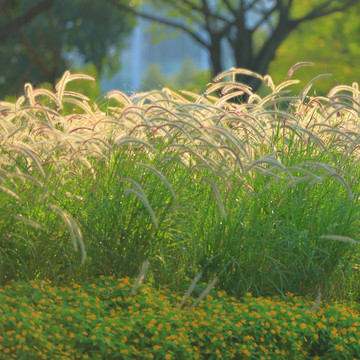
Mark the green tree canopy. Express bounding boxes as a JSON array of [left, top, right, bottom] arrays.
[[0, 0, 135, 97], [269, 3, 360, 95]]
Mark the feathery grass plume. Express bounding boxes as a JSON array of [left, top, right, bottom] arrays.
[[136, 163, 176, 198], [328, 95, 360, 115], [327, 82, 360, 102], [176, 146, 220, 176], [114, 136, 158, 154], [217, 145, 245, 173], [149, 120, 196, 143], [203, 178, 226, 219], [352, 82, 360, 112], [213, 67, 263, 83], [180, 102, 227, 119], [295, 162, 353, 199], [47, 204, 86, 264], [129, 260, 150, 296], [299, 74, 333, 103], [274, 79, 301, 93], [307, 288, 322, 313], [1, 124, 27, 142], [178, 90, 204, 103], [320, 235, 359, 244], [178, 271, 203, 309], [55, 71, 70, 102], [258, 93, 300, 109], [133, 90, 171, 108], [63, 91, 91, 102], [283, 165, 324, 182], [221, 112, 267, 138], [205, 82, 252, 99], [119, 178, 158, 228], [106, 90, 133, 107], [247, 93, 262, 104], [328, 173, 354, 200], [286, 62, 314, 79], [24, 83, 36, 107], [188, 277, 218, 310], [55, 71, 95, 103], [3, 170, 44, 188], [0, 100, 17, 114], [204, 126, 250, 160], [0, 186, 21, 201], [322, 102, 359, 123], [247, 155, 287, 173], [13, 215, 44, 230], [216, 90, 252, 106], [6, 144, 45, 178], [263, 75, 275, 92], [32, 88, 62, 108], [221, 83, 254, 97], [62, 98, 97, 123]]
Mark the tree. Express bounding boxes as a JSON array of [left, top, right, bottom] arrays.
[[0, 0, 135, 97], [269, 3, 360, 95], [108, 0, 360, 93]]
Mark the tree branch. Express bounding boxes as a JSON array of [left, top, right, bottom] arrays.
[[174, 0, 203, 12], [0, 0, 55, 41], [161, 0, 202, 15], [168, 0, 231, 24], [222, 0, 236, 13], [198, 0, 233, 26], [108, 0, 210, 48], [293, 0, 360, 24], [254, 16, 297, 75], [251, 2, 279, 31], [244, 0, 263, 12]]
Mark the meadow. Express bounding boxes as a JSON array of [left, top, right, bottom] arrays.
[[1, 64, 360, 359]]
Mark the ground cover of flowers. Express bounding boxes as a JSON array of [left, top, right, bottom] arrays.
[[1, 275, 360, 360]]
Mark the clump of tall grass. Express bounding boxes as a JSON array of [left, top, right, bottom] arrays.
[[0, 64, 359, 301]]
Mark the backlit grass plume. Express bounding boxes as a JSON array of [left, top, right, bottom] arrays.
[[0, 65, 359, 300]]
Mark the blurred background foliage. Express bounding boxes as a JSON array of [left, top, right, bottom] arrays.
[[269, 3, 360, 94], [139, 59, 211, 93], [104, 0, 360, 96], [0, 0, 134, 97], [0, 0, 359, 98]]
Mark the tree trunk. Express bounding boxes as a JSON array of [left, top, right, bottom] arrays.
[[228, 16, 299, 95], [208, 33, 223, 78], [230, 27, 258, 98]]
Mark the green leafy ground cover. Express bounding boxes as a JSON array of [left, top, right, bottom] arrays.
[[1, 276, 360, 359], [1, 65, 360, 358]]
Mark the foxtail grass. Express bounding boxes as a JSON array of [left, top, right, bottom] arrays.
[[0, 65, 359, 301]]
